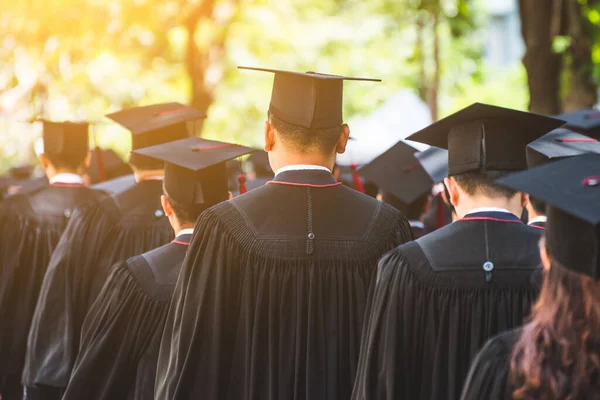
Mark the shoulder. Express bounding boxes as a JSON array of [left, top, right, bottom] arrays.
[[478, 328, 522, 361]]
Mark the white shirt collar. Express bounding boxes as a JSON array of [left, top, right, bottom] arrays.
[[409, 220, 425, 229], [275, 164, 331, 176], [176, 228, 194, 237], [49, 173, 84, 185], [528, 215, 547, 225], [466, 207, 513, 215]]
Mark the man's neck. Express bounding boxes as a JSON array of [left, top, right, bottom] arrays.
[[172, 221, 195, 237], [269, 153, 335, 174], [456, 197, 522, 219], [134, 169, 164, 183]]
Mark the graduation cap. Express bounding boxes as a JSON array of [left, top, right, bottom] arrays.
[[42, 121, 89, 159], [88, 149, 132, 183], [359, 141, 431, 204], [106, 103, 205, 150], [131, 137, 255, 205], [406, 103, 565, 175], [496, 153, 600, 279], [414, 146, 448, 184], [527, 128, 600, 168], [556, 109, 600, 139], [238, 66, 380, 129], [246, 150, 273, 177]]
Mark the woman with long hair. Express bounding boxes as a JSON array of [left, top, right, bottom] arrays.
[[460, 154, 600, 400]]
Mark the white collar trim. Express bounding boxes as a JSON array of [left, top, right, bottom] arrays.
[[49, 173, 84, 185], [275, 164, 331, 176], [176, 228, 194, 237], [466, 207, 513, 215], [409, 220, 425, 229], [528, 216, 547, 225]]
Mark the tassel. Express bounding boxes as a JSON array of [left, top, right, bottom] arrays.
[[436, 193, 445, 230], [350, 163, 365, 193], [238, 175, 247, 194]]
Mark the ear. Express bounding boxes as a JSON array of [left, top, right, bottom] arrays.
[[264, 120, 275, 152], [39, 153, 50, 170], [336, 124, 351, 154], [521, 192, 529, 209], [444, 177, 460, 208], [227, 191, 233, 200], [84, 151, 92, 169], [161, 194, 174, 218]]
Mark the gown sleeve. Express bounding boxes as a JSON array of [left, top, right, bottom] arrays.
[[62, 262, 168, 400], [460, 334, 514, 400], [23, 202, 115, 388], [155, 208, 240, 400]]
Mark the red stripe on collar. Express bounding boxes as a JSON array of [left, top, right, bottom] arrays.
[[172, 240, 191, 246], [529, 224, 546, 230], [461, 216, 523, 224], [266, 181, 342, 188]]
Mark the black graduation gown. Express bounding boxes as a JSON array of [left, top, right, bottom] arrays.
[[23, 179, 173, 396], [155, 169, 413, 400], [409, 220, 426, 239], [62, 234, 191, 400], [0, 183, 105, 400], [460, 328, 520, 400], [352, 211, 543, 400]]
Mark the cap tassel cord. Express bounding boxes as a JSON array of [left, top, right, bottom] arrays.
[[350, 163, 365, 193]]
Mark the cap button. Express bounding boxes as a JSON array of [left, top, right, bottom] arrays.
[[155, 209, 164, 217], [482, 261, 494, 272]]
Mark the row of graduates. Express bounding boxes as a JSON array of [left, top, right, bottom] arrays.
[[0, 66, 598, 400]]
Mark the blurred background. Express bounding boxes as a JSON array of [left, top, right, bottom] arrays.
[[1, 0, 599, 173]]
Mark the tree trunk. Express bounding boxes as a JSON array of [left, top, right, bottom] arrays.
[[518, 0, 562, 115], [562, 0, 597, 111], [428, 7, 440, 121]]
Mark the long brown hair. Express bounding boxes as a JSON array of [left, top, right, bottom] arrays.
[[510, 260, 600, 399]]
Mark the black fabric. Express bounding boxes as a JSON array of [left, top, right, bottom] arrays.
[[1, 374, 24, 400], [528, 221, 546, 229], [0, 185, 105, 399], [62, 238, 189, 400], [351, 217, 543, 400], [155, 169, 413, 400], [23, 385, 64, 400], [42, 121, 88, 159], [460, 328, 521, 400], [23, 180, 173, 391]]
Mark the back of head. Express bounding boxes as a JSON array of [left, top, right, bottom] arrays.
[[43, 121, 89, 171], [269, 111, 341, 156], [381, 191, 429, 220], [452, 170, 518, 199]]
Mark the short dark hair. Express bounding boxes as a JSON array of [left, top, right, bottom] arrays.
[[163, 190, 208, 225], [453, 170, 518, 199], [46, 151, 87, 171], [268, 111, 341, 154], [529, 196, 546, 215], [382, 192, 429, 220]]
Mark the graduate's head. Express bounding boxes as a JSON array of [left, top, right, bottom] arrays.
[[39, 121, 91, 176], [381, 191, 429, 221], [406, 103, 565, 219], [264, 111, 350, 171], [238, 67, 379, 173], [105, 103, 205, 173], [132, 137, 254, 231], [526, 195, 546, 217]]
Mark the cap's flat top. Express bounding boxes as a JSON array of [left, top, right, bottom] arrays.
[[407, 103, 566, 148], [528, 129, 600, 160], [497, 153, 600, 224], [106, 103, 205, 134], [131, 137, 255, 171], [238, 66, 381, 82], [557, 109, 600, 131], [40, 120, 89, 126]]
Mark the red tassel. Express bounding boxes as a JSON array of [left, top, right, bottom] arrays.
[[350, 163, 365, 193], [238, 175, 247, 194]]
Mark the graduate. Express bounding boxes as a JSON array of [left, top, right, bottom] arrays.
[[360, 142, 448, 238], [62, 137, 254, 400], [460, 153, 600, 400], [22, 103, 204, 400], [0, 121, 105, 400], [524, 129, 600, 230], [351, 103, 564, 400], [154, 67, 414, 400]]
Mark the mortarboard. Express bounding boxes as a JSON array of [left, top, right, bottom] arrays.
[[88, 149, 132, 183], [556, 109, 600, 139], [42, 121, 89, 159], [406, 103, 565, 175], [414, 146, 449, 184], [496, 153, 600, 279], [106, 103, 205, 150], [131, 137, 255, 205], [359, 140, 431, 204], [238, 66, 380, 129], [527, 128, 600, 168], [247, 150, 273, 177]]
